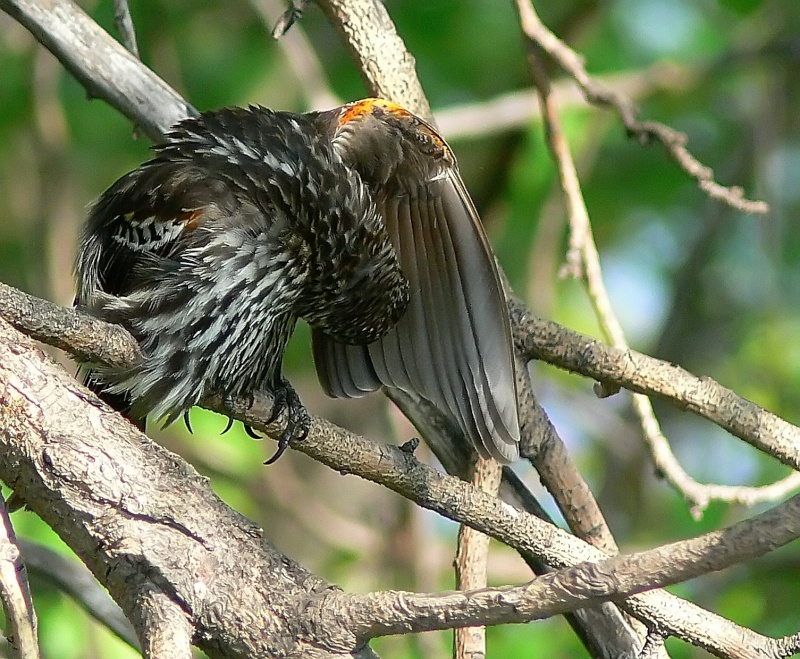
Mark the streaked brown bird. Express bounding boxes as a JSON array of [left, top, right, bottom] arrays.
[[75, 98, 520, 463]]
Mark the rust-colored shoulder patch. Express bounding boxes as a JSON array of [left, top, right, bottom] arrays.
[[336, 98, 453, 163], [338, 98, 412, 126]]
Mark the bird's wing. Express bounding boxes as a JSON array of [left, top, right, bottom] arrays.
[[312, 167, 520, 463]]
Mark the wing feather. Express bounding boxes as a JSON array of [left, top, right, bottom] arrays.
[[312, 165, 519, 462]]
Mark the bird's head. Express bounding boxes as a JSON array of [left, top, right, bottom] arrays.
[[316, 98, 454, 187]]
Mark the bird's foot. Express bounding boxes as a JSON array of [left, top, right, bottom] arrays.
[[399, 437, 420, 455], [263, 379, 310, 465]]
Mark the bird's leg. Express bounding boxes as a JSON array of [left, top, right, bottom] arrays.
[[263, 378, 311, 465]]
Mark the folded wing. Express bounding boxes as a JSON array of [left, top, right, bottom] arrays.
[[313, 167, 520, 463]]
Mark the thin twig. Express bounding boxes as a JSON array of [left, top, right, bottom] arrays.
[[113, 0, 140, 58], [435, 62, 687, 141], [515, 0, 768, 215], [0, 496, 40, 659], [515, 0, 783, 515], [454, 457, 502, 659], [253, 0, 340, 109]]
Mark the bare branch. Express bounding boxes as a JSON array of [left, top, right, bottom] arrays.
[[387, 389, 642, 658], [132, 589, 193, 659], [454, 457, 502, 659], [435, 62, 686, 141], [509, 300, 800, 476], [514, 0, 768, 215], [112, 0, 140, 58], [0, 281, 141, 369], [516, 5, 730, 519], [0, 0, 191, 142], [0, 497, 40, 659], [316, 489, 800, 654], [313, 0, 432, 122], [2, 284, 797, 656]]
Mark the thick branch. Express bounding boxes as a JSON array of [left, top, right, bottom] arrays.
[[0, 281, 141, 369], [313, 0, 432, 121], [3, 313, 799, 658], [0, 317, 358, 658]]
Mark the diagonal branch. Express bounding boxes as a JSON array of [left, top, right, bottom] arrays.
[[509, 298, 800, 475], [0, 0, 191, 142], [20, 540, 139, 649]]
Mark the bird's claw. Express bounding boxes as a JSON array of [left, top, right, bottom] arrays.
[[221, 392, 256, 435], [218, 387, 308, 462], [263, 380, 310, 465], [183, 410, 194, 434]]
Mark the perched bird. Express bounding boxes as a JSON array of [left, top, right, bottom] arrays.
[[75, 99, 520, 463]]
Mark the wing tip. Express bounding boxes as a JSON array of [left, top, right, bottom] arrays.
[[477, 424, 520, 464]]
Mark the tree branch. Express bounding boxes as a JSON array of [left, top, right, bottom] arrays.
[[313, 0, 432, 122], [0, 496, 40, 659], [1, 2, 796, 657], [2, 312, 799, 657], [20, 540, 139, 650], [132, 589, 193, 659], [514, 0, 769, 215], [509, 298, 800, 475], [514, 0, 786, 518], [0, 316, 367, 657], [0, 0, 192, 142]]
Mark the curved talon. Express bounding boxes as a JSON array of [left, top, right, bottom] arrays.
[[244, 424, 262, 439], [264, 438, 289, 465], [221, 416, 235, 435], [183, 410, 194, 434]]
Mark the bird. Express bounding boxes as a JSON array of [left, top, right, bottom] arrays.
[[75, 98, 520, 464]]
